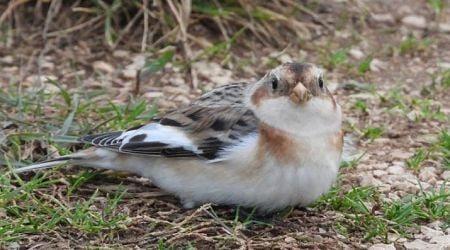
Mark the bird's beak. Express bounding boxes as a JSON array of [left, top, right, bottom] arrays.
[[289, 82, 312, 105]]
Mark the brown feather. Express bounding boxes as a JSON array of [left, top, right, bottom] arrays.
[[257, 123, 298, 164]]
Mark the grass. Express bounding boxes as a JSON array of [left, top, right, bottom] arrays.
[[439, 69, 450, 88], [379, 85, 448, 123], [428, 0, 445, 14], [435, 130, 450, 169], [405, 129, 450, 171], [358, 56, 373, 75], [321, 48, 350, 70], [0, 167, 127, 244], [313, 183, 450, 242], [362, 127, 384, 141], [0, 80, 160, 245], [399, 35, 432, 55], [352, 99, 368, 114], [406, 150, 430, 170]]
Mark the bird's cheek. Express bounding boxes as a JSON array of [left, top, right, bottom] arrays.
[[251, 86, 269, 106]]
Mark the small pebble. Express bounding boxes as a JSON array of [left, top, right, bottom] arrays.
[[402, 15, 427, 29], [368, 243, 396, 250]]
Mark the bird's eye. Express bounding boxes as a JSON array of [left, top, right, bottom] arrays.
[[271, 78, 278, 90], [318, 77, 324, 89]]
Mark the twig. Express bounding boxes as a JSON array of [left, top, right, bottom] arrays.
[[46, 16, 103, 38], [43, 0, 62, 40], [112, 9, 143, 49], [134, 69, 141, 96], [167, 0, 198, 89], [141, 0, 149, 52], [212, 0, 230, 41], [282, 0, 331, 30], [0, 0, 30, 26]]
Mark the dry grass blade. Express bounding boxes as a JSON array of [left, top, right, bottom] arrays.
[[141, 0, 149, 52], [167, 0, 198, 88], [42, 0, 62, 39], [45, 16, 103, 38], [0, 0, 30, 26]]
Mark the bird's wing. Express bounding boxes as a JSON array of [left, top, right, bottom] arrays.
[[80, 82, 259, 161]]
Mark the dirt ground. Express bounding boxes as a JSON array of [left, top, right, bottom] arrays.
[[0, 0, 449, 249]]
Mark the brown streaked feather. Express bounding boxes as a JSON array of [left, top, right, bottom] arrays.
[[257, 123, 298, 164], [82, 82, 259, 161], [157, 81, 258, 143]]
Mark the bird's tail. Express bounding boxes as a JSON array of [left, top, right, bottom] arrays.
[[14, 150, 94, 173], [14, 155, 79, 173]]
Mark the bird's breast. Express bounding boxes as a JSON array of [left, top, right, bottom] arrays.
[[255, 123, 343, 167]]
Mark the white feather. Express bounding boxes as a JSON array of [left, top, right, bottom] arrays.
[[118, 123, 202, 154]]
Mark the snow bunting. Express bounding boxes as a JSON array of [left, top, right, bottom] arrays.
[[17, 62, 343, 212]]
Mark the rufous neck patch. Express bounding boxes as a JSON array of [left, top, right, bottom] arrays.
[[257, 123, 298, 164], [251, 86, 268, 107]]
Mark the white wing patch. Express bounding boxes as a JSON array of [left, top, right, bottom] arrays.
[[207, 133, 258, 163], [117, 124, 202, 154]]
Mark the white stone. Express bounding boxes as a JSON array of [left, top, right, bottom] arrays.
[[368, 243, 396, 250], [428, 221, 444, 229], [397, 6, 413, 16], [284, 236, 296, 243], [371, 14, 395, 24], [370, 59, 386, 72], [404, 239, 435, 250], [113, 50, 130, 58], [93, 61, 114, 74], [441, 171, 450, 179], [402, 15, 427, 29], [388, 233, 408, 242], [418, 181, 431, 191], [122, 68, 137, 79], [421, 226, 444, 239], [387, 165, 405, 175], [437, 62, 450, 70], [43, 83, 60, 93], [438, 23, 450, 33], [379, 184, 392, 193], [419, 167, 437, 183], [131, 55, 146, 68], [360, 173, 383, 186], [430, 235, 450, 247], [349, 48, 365, 60], [393, 181, 419, 193], [387, 192, 400, 201], [407, 110, 422, 121], [279, 54, 293, 63], [193, 61, 234, 86], [391, 149, 413, 160], [0, 55, 14, 64], [327, 82, 339, 92], [373, 170, 387, 178], [143, 92, 164, 99], [173, 95, 191, 105]]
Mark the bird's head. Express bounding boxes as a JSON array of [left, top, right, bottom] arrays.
[[247, 62, 342, 136]]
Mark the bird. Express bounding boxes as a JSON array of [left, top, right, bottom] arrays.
[[16, 62, 344, 213]]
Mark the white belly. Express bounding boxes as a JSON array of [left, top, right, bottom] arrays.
[[107, 149, 340, 212], [91, 133, 341, 212]]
